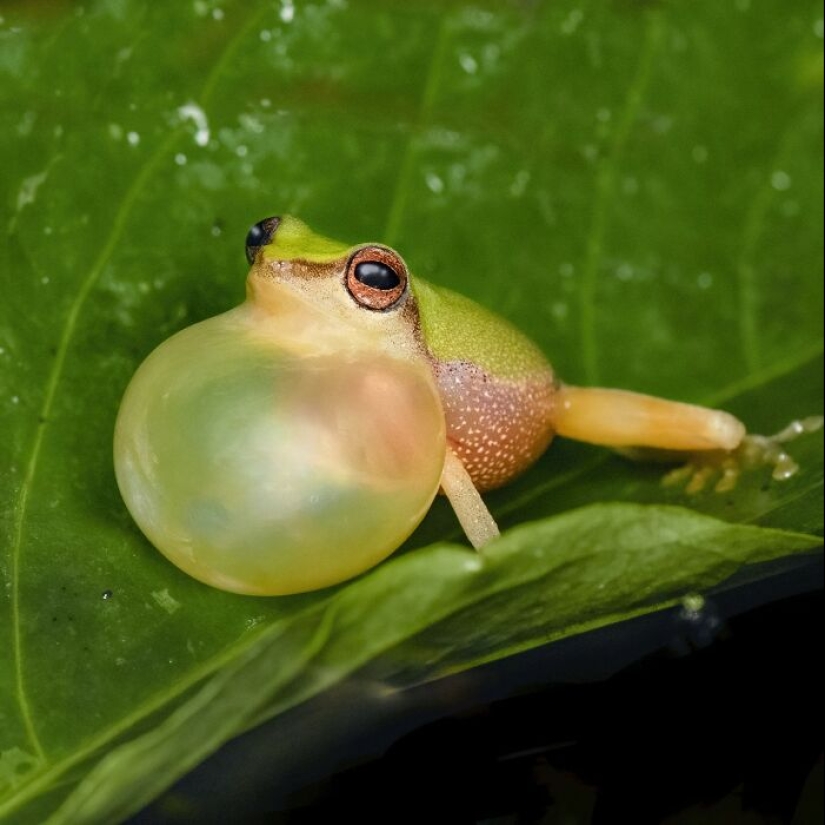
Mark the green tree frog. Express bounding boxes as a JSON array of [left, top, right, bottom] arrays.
[[114, 216, 753, 596]]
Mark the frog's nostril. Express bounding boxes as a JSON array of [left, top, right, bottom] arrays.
[[245, 216, 281, 264]]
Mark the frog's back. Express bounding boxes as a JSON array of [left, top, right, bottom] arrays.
[[412, 278, 557, 491]]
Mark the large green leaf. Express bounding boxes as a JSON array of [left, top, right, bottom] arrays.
[[0, 1, 822, 822]]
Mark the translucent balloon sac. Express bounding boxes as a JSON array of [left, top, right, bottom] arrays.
[[114, 308, 446, 595]]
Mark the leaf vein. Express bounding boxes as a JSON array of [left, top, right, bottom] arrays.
[[736, 124, 803, 372], [579, 11, 663, 384], [383, 12, 452, 246]]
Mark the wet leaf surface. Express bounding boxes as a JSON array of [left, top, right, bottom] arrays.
[[0, 1, 822, 822]]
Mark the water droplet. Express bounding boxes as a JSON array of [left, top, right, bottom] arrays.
[[211, 223, 222, 237], [582, 143, 599, 162], [17, 111, 36, 137], [551, 301, 569, 320], [781, 200, 800, 217], [151, 588, 181, 614], [239, 113, 265, 134], [671, 593, 723, 651], [509, 169, 530, 197], [260, 29, 272, 42], [463, 556, 482, 572], [459, 52, 478, 75], [697, 271, 713, 289], [425, 172, 445, 194], [178, 102, 211, 147], [280, 0, 295, 23], [101, 590, 113, 600], [235, 144, 248, 157], [596, 107, 611, 123], [16, 170, 49, 212], [175, 153, 187, 166], [108, 123, 123, 141], [616, 263, 634, 281], [622, 176, 639, 195], [559, 262, 575, 278], [681, 593, 705, 614], [815, 19, 824, 38], [41, 276, 50, 285], [126, 131, 140, 146], [561, 9, 584, 35], [211, 7, 224, 20], [11, 395, 20, 404], [771, 170, 792, 191], [652, 115, 673, 135], [692, 145, 709, 164]]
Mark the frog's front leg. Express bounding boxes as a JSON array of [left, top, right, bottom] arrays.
[[440, 445, 500, 549], [431, 358, 556, 549]]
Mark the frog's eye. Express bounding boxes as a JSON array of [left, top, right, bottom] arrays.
[[245, 216, 281, 264], [346, 246, 408, 311]]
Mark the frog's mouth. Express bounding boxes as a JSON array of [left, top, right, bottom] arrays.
[[246, 267, 331, 323]]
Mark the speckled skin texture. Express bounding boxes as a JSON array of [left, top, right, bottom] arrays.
[[433, 359, 557, 492]]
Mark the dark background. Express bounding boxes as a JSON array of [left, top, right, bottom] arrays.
[[133, 554, 823, 824]]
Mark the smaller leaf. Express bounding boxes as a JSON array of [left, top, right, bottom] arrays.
[[45, 503, 819, 825]]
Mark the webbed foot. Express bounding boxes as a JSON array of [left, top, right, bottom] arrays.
[[662, 416, 824, 494]]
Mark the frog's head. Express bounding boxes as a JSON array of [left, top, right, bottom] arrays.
[[244, 215, 421, 356]]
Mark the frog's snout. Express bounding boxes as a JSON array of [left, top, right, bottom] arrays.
[[245, 215, 281, 264]]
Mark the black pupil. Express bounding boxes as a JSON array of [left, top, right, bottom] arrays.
[[355, 261, 401, 290], [246, 223, 266, 247], [245, 216, 280, 264]]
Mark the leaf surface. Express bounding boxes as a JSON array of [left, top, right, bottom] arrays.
[[0, 1, 822, 822]]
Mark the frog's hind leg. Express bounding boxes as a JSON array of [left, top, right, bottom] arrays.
[[553, 386, 746, 452], [440, 444, 500, 550]]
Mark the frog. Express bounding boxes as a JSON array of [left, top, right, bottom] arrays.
[[113, 215, 795, 596]]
